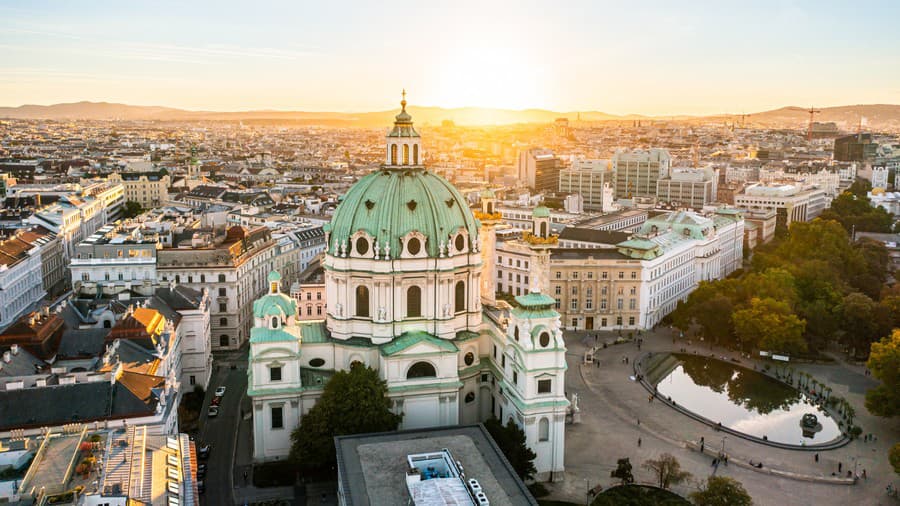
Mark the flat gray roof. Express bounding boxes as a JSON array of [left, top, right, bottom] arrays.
[[335, 425, 536, 506]]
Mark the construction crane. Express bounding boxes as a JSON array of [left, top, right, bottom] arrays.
[[806, 107, 821, 142]]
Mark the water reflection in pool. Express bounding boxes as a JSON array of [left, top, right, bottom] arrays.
[[654, 354, 842, 445]]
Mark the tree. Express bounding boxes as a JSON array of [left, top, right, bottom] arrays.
[[483, 418, 537, 481], [690, 476, 753, 506], [732, 298, 807, 355], [641, 453, 692, 490], [122, 201, 143, 219], [289, 363, 401, 472], [610, 457, 634, 485], [890, 443, 900, 474], [865, 329, 900, 417]]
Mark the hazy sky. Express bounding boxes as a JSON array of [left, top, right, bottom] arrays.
[[2, 0, 899, 115]]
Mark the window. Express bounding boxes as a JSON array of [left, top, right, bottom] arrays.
[[616, 316, 623, 326], [555, 271, 561, 279], [513, 326, 520, 341], [587, 271, 594, 279], [271, 406, 283, 429], [586, 299, 593, 310], [407, 286, 422, 317], [571, 286, 578, 295], [407, 361, 436, 379], [629, 316, 636, 325], [464, 352, 475, 366], [306, 292, 312, 300], [602, 271, 608, 279], [570, 299, 578, 310], [555, 299, 561, 310], [81, 273, 89, 281], [539, 418, 550, 441], [455, 234, 465, 252], [219, 303, 227, 313], [554, 286, 561, 295], [538, 379, 552, 394], [189, 375, 196, 386], [316, 306, 322, 315], [309, 358, 325, 367], [465, 392, 475, 403], [406, 237, 421, 255], [218, 274, 226, 283], [390, 144, 398, 165], [601, 299, 607, 309], [618, 271, 624, 279], [355, 237, 369, 256], [601, 317, 607, 327], [219, 317, 227, 326], [539, 332, 551, 348], [617, 298, 623, 310], [316, 292, 322, 300], [455, 281, 465, 313], [201, 275, 206, 283], [219, 287, 227, 297], [631, 271, 637, 279], [629, 299, 636, 310], [403, 144, 409, 165], [118, 273, 124, 281], [188, 275, 193, 283], [572, 271, 579, 279], [219, 334, 229, 347], [413, 144, 419, 164], [513, 371, 518, 385], [271, 316, 280, 328], [270, 366, 282, 382], [355, 285, 370, 317], [307, 306, 312, 315], [516, 259, 521, 268]]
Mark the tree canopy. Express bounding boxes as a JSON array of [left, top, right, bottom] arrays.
[[673, 219, 892, 359], [610, 457, 635, 485], [690, 476, 753, 506], [122, 201, 143, 219], [483, 418, 537, 481], [289, 363, 401, 472], [641, 453, 691, 490], [865, 329, 900, 418]]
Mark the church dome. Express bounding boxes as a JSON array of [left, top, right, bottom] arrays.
[[325, 92, 478, 260], [325, 168, 479, 258]]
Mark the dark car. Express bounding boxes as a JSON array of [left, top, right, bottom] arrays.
[[197, 480, 205, 494], [197, 463, 207, 478], [198, 444, 211, 459]]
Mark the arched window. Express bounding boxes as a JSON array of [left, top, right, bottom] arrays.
[[200, 274, 206, 283], [465, 392, 475, 403], [271, 316, 279, 328], [538, 418, 550, 441], [455, 234, 465, 252], [455, 281, 465, 313], [219, 335, 229, 347], [355, 285, 370, 317], [219, 317, 227, 326], [413, 144, 419, 164], [355, 237, 369, 256], [407, 286, 422, 317], [390, 144, 398, 165], [487, 202, 494, 214], [540, 222, 548, 238], [403, 144, 410, 165], [175, 275, 180, 283], [218, 274, 226, 283], [407, 361, 436, 379], [513, 326, 520, 341], [464, 352, 475, 366]]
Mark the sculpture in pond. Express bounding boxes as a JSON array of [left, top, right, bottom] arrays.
[[800, 413, 823, 438]]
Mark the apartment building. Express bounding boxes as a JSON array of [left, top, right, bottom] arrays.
[[734, 183, 828, 228], [612, 148, 671, 199], [558, 159, 615, 211], [109, 170, 171, 208], [157, 226, 277, 350], [656, 167, 718, 209]]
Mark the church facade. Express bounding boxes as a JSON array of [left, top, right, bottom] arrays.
[[247, 96, 568, 479]]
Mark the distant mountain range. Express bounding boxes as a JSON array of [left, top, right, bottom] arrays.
[[2, 101, 900, 129]]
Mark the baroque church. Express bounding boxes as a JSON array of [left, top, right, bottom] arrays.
[[248, 94, 568, 479]]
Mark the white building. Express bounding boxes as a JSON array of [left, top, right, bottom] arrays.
[[734, 183, 828, 229], [0, 229, 48, 331], [612, 148, 671, 199], [247, 98, 568, 480]]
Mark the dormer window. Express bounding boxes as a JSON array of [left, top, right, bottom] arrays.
[[454, 233, 466, 252], [406, 237, 421, 255], [356, 237, 369, 256], [271, 317, 280, 329]]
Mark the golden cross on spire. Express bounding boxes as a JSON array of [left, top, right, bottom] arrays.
[[401, 88, 407, 110]]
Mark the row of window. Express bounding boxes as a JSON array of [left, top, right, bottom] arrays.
[[496, 256, 530, 269], [354, 282, 466, 318], [555, 270, 637, 280], [555, 285, 636, 296]]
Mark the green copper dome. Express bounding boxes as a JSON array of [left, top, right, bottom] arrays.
[[253, 292, 297, 319], [532, 206, 550, 218], [325, 168, 479, 258]]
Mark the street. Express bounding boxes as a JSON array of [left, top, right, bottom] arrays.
[[198, 352, 248, 506]]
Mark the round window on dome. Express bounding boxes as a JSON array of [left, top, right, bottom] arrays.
[[309, 358, 325, 368], [465, 392, 475, 404], [539, 332, 551, 348], [356, 237, 369, 256], [407, 237, 421, 255], [464, 352, 475, 366], [455, 234, 465, 252]]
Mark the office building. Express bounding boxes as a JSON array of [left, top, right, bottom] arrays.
[[612, 148, 671, 199]]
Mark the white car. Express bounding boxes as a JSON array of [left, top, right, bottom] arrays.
[[214, 386, 226, 397]]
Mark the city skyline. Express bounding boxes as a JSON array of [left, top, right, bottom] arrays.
[[2, 0, 900, 116]]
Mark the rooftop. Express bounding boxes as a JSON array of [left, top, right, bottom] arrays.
[[335, 425, 536, 506]]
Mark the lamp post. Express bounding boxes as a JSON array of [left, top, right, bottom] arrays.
[[721, 436, 727, 459]]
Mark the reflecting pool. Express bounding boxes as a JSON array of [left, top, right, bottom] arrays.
[[654, 354, 842, 445]]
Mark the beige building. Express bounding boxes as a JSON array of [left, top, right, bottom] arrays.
[[551, 250, 644, 330], [109, 170, 171, 208]]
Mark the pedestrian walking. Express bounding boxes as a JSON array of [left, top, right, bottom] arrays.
[[815, 453, 819, 463], [700, 436, 705, 445], [712, 458, 717, 467], [724, 455, 728, 466], [638, 438, 642, 447], [863, 469, 867, 480], [243, 470, 248, 484], [839, 462, 842, 473], [637, 418, 640, 426], [700, 442, 704, 453]]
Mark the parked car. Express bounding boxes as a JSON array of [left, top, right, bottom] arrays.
[[198, 445, 211, 459], [197, 464, 207, 479], [207, 406, 219, 418], [197, 480, 205, 494], [215, 386, 227, 397]]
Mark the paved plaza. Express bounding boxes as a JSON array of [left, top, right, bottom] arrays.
[[544, 328, 898, 505]]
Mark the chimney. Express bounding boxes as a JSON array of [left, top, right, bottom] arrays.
[[35, 194, 41, 207]]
